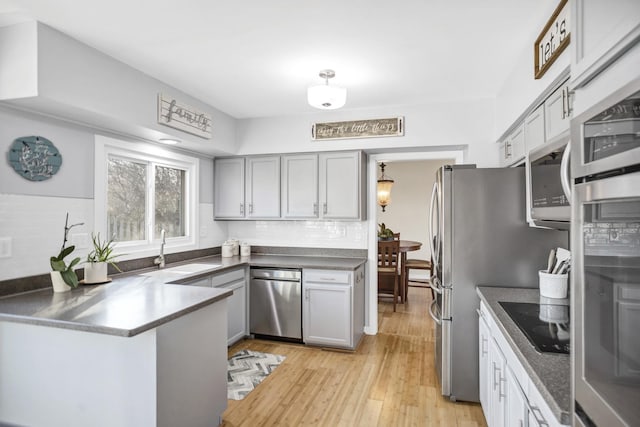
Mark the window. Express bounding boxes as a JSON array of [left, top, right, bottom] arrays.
[[95, 136, 199, 256]]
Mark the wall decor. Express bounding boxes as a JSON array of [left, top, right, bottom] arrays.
[[311, 117, 404, 141], [534, 0, 570, 79], [157, 93, 212, 139], [8, 136, 62, 181]]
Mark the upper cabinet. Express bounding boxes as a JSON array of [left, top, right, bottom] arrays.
[[215, 151, 366, 221], [571, 0, 640, 89], [544, 81, 571, 141], [214, 158, 245, 218], [319, 152, 364, 220], [524, 104, 545, 153], [498, 124, 525, 167], [246, 156, 281, 219], [281, 154, 319, 219]]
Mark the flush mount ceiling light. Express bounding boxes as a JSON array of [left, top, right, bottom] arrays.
[[158, 138, 181, 145], [307, 69, 347, 110], [377, 162, 394, 212]]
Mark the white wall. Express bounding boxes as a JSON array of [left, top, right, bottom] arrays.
[[376, 159, 451, 263], [236, 99, 497, 167], [0, 107, 226, 281]]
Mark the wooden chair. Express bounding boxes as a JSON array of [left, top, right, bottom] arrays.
[[378, 239, 401, 311], [403, 257, 433, 301]]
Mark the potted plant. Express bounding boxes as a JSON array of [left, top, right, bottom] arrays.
[[378, 223, 395, 241], [50, 213, 83, 292], [84, 232, 122, 284]]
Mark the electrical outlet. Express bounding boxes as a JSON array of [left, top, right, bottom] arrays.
[[0, 237, 11, 258], [71, 233, 90, 249]]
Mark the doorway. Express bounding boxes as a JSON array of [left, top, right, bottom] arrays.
[[365, 151, 463, 335]]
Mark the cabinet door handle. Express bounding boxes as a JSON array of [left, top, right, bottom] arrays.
[[323, 203, 328, 214], [305, 289, 310, 300], [498, 374, 506, 402], [249, 203, 253, 214], [492, 362, 499, 391], [562, 88, 567, 119], [530, 405, 548, 426], [240, 203, 244, 215], [480, 336, 488, 356], [313, 203, 318, 215]]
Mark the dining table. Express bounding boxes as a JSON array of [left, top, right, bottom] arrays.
[[399, 240, 422, 302]]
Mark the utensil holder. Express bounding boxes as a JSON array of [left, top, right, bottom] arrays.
[[539, 270, 568, 299]]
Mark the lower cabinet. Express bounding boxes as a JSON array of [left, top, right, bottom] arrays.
[[302, 265, 365, 349], [210, 268, 248, 346], [479, 302, 565, 427]]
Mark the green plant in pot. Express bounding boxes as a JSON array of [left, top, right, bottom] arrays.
[[84, 232, 122, 284], [50, 213, 83, 292], [378, 223, 395, 241]]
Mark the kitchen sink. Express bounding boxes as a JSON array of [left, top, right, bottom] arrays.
[[140, 262, 221, 280]]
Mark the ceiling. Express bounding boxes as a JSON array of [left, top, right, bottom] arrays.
[[0, 1, 554, 119]]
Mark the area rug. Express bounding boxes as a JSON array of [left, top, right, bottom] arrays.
[[227, 350, 286, 400]]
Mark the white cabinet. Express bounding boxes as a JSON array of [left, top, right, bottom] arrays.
[[544, 81, 571, 142], [524, 104, 545, 153], [214, 158, 245, 218], [478, 309, 491, 416], [498, 125, 525, 167], [302, 266, 365, 349], [319, 152, 364, 219], [281, 154, 319, 218], [488, 337, 507, 427], [571, 0, 640, 88], [479, 301, 566, 427], [210, 268, 248, 346], [246, 156, 280, 218]]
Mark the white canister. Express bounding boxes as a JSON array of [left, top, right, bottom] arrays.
[[228, 239, 240, 256], [538, 270, 569, 299], [240, 243, 251, 257], [221, 242, 234, 258]]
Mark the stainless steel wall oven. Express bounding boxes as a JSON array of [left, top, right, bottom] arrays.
[[571, 77, 640, 427]]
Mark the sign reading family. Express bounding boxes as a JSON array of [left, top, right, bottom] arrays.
[[157, 93, 212, 139], [534, 0, 570, 79], [311, 117, 404, 141]]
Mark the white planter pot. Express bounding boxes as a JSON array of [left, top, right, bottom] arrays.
[[50, 271, 71, 293], [84, 262, 108, 284]]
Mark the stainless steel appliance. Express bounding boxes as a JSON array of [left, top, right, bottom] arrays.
[[571, 77, 640, 427], [428, 165, 568, 402], [250, 268, 302, 341], [526, 134, 572, 229]]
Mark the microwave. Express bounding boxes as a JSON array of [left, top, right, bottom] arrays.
[[525, 134, 571, 229]]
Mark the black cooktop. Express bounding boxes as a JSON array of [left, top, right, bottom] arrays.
[[498, 301, 570, 355]]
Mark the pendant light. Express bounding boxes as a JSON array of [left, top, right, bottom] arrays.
[[377, 162, 394, 212], [307, 69, 347, 110]]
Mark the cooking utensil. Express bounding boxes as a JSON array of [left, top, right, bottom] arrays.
[[547, 248, 557, 273]]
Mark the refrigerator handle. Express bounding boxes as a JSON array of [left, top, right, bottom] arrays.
[[429, 276, 443, 295], [428, 181, 438, 265], [428, 299, 442, 325], [560, 143, 571, 204]]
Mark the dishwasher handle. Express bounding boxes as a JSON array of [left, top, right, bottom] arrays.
[[250, 268, 301, 281]]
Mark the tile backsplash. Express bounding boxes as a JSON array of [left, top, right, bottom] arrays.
[[227, 220, 368, 249]]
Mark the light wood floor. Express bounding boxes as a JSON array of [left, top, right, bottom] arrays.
[[221, 285, 487, 427]]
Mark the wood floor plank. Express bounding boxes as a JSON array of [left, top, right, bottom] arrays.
[[221, 286, 487, 427]]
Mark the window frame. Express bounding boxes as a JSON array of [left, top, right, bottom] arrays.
[[95, 135, 199, 259]]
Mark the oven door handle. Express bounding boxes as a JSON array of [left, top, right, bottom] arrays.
[[560, 143, 571, 204], [428, 298, 442, 325]]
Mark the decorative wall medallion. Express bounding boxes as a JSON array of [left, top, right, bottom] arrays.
[[8, 136, 62, 181]]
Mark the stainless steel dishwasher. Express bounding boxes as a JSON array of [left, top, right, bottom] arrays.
[[250, 268, 302, 341]]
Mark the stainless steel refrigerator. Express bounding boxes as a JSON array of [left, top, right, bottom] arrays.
[[427, 165, 567, 402]]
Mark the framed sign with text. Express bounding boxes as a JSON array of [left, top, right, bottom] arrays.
[[534, 0, 570, 79], [311, 117, 404, 141], [157, 93, 212, 139]]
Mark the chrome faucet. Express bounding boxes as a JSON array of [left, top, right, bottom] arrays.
[[154, 229, 166, 268]]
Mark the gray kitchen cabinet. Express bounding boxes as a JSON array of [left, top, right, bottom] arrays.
[[571, 0, 640, 89], [544, 81, 571, 142], [246, 156, 281, 218], [302, 265, 365, 349], [214, 157, 245, 218], [281, 154, 319, 218], [319, 151, 365, 219], [498, 124, 525, 168], [524, 104, 545, 153], [488, 336, 507, 427], [478, 308, 491, 419], [498, 139, 510, 168], [211, 268, 248, 346], [505, 367, 528, 427]]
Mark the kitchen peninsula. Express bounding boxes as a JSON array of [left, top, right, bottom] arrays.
[[0, 277, 231, 427]]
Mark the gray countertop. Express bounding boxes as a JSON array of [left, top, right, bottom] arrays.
[[0, 253, 366, 337], [476, 286, 571, 425]]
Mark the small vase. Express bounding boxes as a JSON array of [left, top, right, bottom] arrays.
[[84, 262, 108, 284], [50, 271, 71, 293]]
